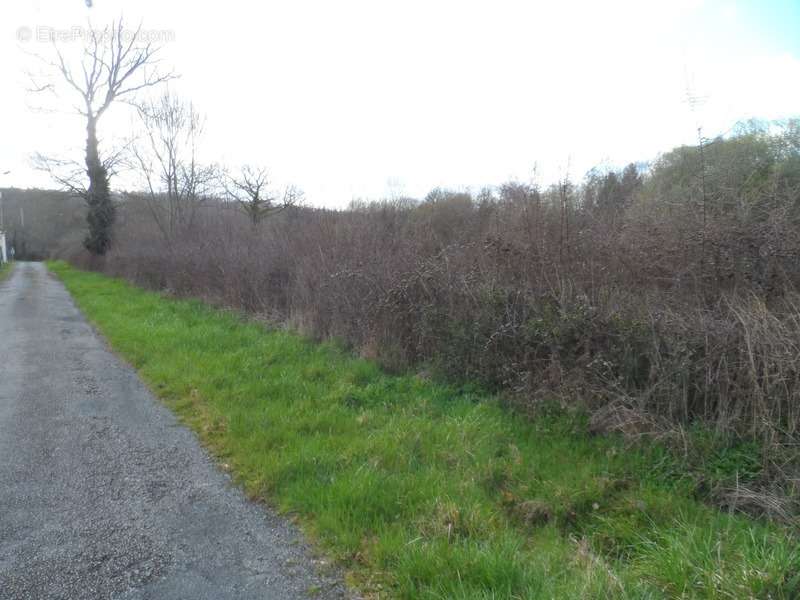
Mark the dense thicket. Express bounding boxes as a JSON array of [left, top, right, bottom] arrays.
[[66, 120, 800, 515]]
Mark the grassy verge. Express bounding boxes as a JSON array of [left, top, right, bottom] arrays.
[[0, 261, 12, 281], [49, 261, 799, 599]]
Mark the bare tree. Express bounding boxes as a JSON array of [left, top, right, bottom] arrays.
[[225, 166, 303, 226], [131, 91, 214, 242], [30, 20, 175, 255]]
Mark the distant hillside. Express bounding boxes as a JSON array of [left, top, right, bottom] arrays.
[[0, 188, 85, 260]]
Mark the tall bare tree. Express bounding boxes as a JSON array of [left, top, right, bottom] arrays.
[[131, 91, 214, 241], [30, 20, 174, 255]]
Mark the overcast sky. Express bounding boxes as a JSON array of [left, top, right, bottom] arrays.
[[2, 0, 799, 207]]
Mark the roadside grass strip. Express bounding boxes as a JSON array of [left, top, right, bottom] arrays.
[[49, 261, 800, 599], [0, 262, 12, 282]]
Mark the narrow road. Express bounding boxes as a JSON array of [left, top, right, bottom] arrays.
[[0, 263, 346, 599]]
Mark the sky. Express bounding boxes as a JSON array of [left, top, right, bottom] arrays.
[[1, 0, 799, 207]]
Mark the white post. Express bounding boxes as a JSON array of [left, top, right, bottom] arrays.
[[0, 231, 7, 264]]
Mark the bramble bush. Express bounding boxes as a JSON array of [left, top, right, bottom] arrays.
[[70, 120, 800, 517]]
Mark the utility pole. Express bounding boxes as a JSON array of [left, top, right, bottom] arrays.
[[0, 171, 9, 229], [0, 191, 4, 264], [0, 172, 11, 263]]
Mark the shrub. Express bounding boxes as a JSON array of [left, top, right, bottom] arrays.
[[68, 122, 800, 516]]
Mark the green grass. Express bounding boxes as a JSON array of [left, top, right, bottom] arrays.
[[48, 261, 799, 599], [0, 261, 12, 281]]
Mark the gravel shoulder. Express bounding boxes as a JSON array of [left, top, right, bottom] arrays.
[[0, 262, 347, 600]]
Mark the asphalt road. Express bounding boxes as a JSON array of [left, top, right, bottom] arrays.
[[0, 262, 347, 600]]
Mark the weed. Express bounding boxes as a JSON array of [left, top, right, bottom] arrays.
[[50, 261, 800, 599]]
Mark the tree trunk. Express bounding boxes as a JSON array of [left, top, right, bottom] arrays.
[[83, 115, 114, 255]]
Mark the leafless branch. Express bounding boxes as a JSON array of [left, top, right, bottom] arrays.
[[29, 18, 178, 121], [31, 153, 88, 199], [224, 166, 304, 225], [131, 91, 215, 241]]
